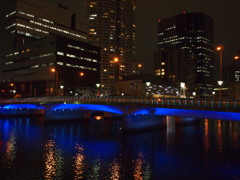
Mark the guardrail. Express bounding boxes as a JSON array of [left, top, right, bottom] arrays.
[[0, 96, 240, 110]]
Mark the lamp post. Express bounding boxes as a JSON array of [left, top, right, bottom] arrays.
[[50, 68, 58, 96], [78, 72, 85, 95], [234, 56, 239, 60], [10, 83, 16, 98], [216, 46, 223, 99], [96, 83, 100, 96], [145, 82, 151, 97], [137, 63, 142, 74], [192, 92, 196, 98], [212, 91, 215, 98], [114, 57, 121, 80], [234, 56, 240, 81]]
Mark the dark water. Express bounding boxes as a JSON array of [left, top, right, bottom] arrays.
[[0, 116, 240, 180]]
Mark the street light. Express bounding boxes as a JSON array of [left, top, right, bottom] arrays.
[[96, 83, 100, 96], [212, 91, 215, 98], [192, 92, 196, 97], [10, 83, 16, 98], [146, 82, 151, 87], [113, 57, 121, 80], [145, 82, 151, 97], [216, 46, 223, 99], [80, 72, 84, 77], [234, 56, 239, 60], [50, 68, 59, 96]]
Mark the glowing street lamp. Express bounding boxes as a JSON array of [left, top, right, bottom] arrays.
[[50, 67, 58, 96], [217, 81, 223, 86], [192, 92, 196, 97], [114, 57, 119, 63], [50, 68, 56, 73], [80, 72, 84, 77], [145, 82, 151, 97], [96, 83, 100, 96], [113, 57, 121, 80], [234, 56, 239, 60], [216, 46, 223, 99], [212, 91, 215, 98], [146, 82, 151, 87]]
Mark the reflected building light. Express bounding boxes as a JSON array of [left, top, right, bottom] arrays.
[[91, 159, 101, 179], [143, 162, 151, 180], [166, 116, 175, 153], [5, 132, 17, 168], [232, 122, 238, 149], [73, 144, 85, 180], [110, 158, 120, 180], [217, 120, 223, 153], [204, 119, 210, 154], [134, 153, 144, 180], [44, 140, 64, 180]]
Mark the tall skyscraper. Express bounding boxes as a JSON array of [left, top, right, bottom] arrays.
[[156, 12, 214, 97], [88, 0, 136, 95]]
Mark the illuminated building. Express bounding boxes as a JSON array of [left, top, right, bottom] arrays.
[[114, 74, 179, 97], [0, 0, 100, 97], [224, 62, 240, 84], [0, 0, 88, 49], [156, 12, 214, 97], [88, 0, 136, 95]]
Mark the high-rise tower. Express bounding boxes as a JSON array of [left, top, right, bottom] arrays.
[[156, 12, 214, 97], [88, 0, 136, 95]]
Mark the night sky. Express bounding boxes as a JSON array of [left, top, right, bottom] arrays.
[[136, 0, 240, 73]]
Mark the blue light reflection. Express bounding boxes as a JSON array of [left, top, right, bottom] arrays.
[[51, 104, 123, 114]]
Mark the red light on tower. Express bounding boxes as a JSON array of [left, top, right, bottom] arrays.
[[182, 11, 186, 14], [158, 19, 161, 23]]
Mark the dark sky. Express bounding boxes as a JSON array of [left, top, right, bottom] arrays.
[[136, 0, 240, 73]]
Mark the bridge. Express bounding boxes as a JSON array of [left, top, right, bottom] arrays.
[[0, 96, 240, 121]]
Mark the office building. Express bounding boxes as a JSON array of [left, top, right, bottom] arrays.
[[88, 0, 136, 95], [0, 0, 100, 97], [156, 12, 214, 97], [224, 61, 240, 85]]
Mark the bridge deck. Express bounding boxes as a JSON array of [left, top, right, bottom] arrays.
[[0, 96, 240, 112]]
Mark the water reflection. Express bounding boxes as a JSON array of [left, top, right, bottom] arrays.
[[204, 119, 210, 154], [90, 159, 101, 179], [73, 143, 85, 180], [44, 139, 64, 180], [232, 121, 239, 149], [217, 120, 223, 153], [0, 117, 240, 179], [110, 158, 120, 180], [5, 131, 17, 168], [134, 153, 144, 180], [133, 152, 151, 180], [166, 116, 175, 153]]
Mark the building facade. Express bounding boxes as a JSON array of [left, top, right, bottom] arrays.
[[88, 0, 136, 95], [156, 12, 214, 97], [0, 0, 100, 97]]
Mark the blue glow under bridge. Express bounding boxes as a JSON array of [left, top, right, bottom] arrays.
[[0, 96, 240, 120]]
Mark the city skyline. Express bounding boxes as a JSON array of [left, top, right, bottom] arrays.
[[136, 0, 240, 72], [44, 0, 240, 73], [44, 0, 240, 96]]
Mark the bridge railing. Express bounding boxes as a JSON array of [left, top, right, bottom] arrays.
[[0, 96, 240, 110]]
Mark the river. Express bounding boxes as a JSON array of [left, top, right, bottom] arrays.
[[0, 116, 240, 179]]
